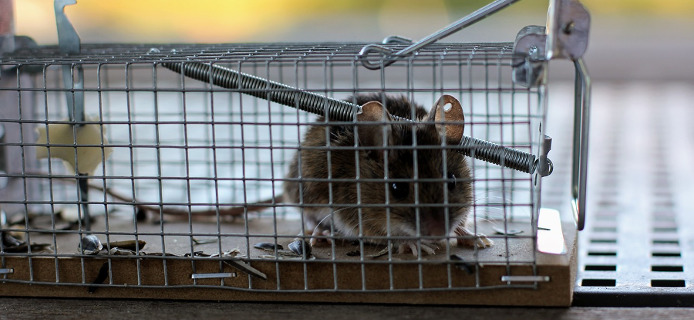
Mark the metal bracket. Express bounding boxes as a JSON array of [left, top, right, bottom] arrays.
[[512, 0, 591, 230], [546, 0, 590, 60], [512, 0, 590, 86], [512, 25, 547, 87], [546, 0, 591, 231]]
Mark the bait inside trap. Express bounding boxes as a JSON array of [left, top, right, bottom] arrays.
[[0, 0, 590, 306]]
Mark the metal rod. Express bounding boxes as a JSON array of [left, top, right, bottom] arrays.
[[359, 0, 521, 70], [160, 61, 551, 176], [77, 173, 91, 231], [571, 58, 590, 231]]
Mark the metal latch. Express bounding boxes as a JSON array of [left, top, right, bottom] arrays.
[[512, 0, 591, 231]]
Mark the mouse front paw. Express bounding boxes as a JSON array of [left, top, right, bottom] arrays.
[[454, 226, 494, 248], [397, 241, 439, 256]]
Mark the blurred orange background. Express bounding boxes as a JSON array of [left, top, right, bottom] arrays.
[[14, 0, 694, 43], [10, 0, 694, 81]]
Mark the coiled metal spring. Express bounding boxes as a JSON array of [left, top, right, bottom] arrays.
[[458, 135, 551, 175], [161, 61, 359, 121], [160, 61, 552, 176]]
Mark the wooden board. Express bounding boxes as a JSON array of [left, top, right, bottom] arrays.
[[0, 215, 576, 306]]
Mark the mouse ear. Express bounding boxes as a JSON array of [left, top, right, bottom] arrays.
[[427, 94, 464, 144], [356, 100, 393, 148]]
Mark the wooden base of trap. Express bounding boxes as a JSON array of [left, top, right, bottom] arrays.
[[0, 215, 577, 306]]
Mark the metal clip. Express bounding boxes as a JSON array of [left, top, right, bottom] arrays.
[[501, 275, 551, 283], [359, 0, 521, 70], [191, 272, 237, 280], [0, 268, 14, 275]]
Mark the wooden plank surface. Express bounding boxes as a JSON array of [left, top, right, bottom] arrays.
[[0, 217, 576, 306], [1, 297, 692, 320], [8, 215, 548, 264]]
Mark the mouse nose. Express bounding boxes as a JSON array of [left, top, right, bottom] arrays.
[[419, 212, 447, 237]]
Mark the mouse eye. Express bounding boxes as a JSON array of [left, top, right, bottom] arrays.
[[447, 172, 457, 191], [390, 182, 409, 200]]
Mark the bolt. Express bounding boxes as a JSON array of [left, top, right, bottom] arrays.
[[562, 21, 575, 35]]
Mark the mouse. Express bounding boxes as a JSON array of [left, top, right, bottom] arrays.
[[283, 94, 492, 256]]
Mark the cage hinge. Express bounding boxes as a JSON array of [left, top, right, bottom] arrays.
[[512, 0, 590, 87]]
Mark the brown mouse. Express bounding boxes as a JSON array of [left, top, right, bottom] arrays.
[[283, 94, 492, 256]]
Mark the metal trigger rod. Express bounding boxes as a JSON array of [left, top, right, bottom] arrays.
[[358, 0, 521, 70], [160, 61, 552, 176]]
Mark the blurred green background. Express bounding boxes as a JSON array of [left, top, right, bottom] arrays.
[[13, 0, 694, 81]]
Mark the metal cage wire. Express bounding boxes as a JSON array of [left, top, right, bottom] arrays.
[[0, 42, 547, 292]]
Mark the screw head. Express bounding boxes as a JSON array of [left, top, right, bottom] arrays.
[[562, 21, 575, 35]]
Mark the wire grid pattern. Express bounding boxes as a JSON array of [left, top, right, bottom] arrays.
[[0, 43, 546, 292]]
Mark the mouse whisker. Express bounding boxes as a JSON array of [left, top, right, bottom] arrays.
[[310, 207, 348, 236]]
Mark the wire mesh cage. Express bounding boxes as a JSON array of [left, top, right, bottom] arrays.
[[0, 0, 590, 306]]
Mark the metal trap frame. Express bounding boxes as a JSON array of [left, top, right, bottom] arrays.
[[0, 0, 590, 306]]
